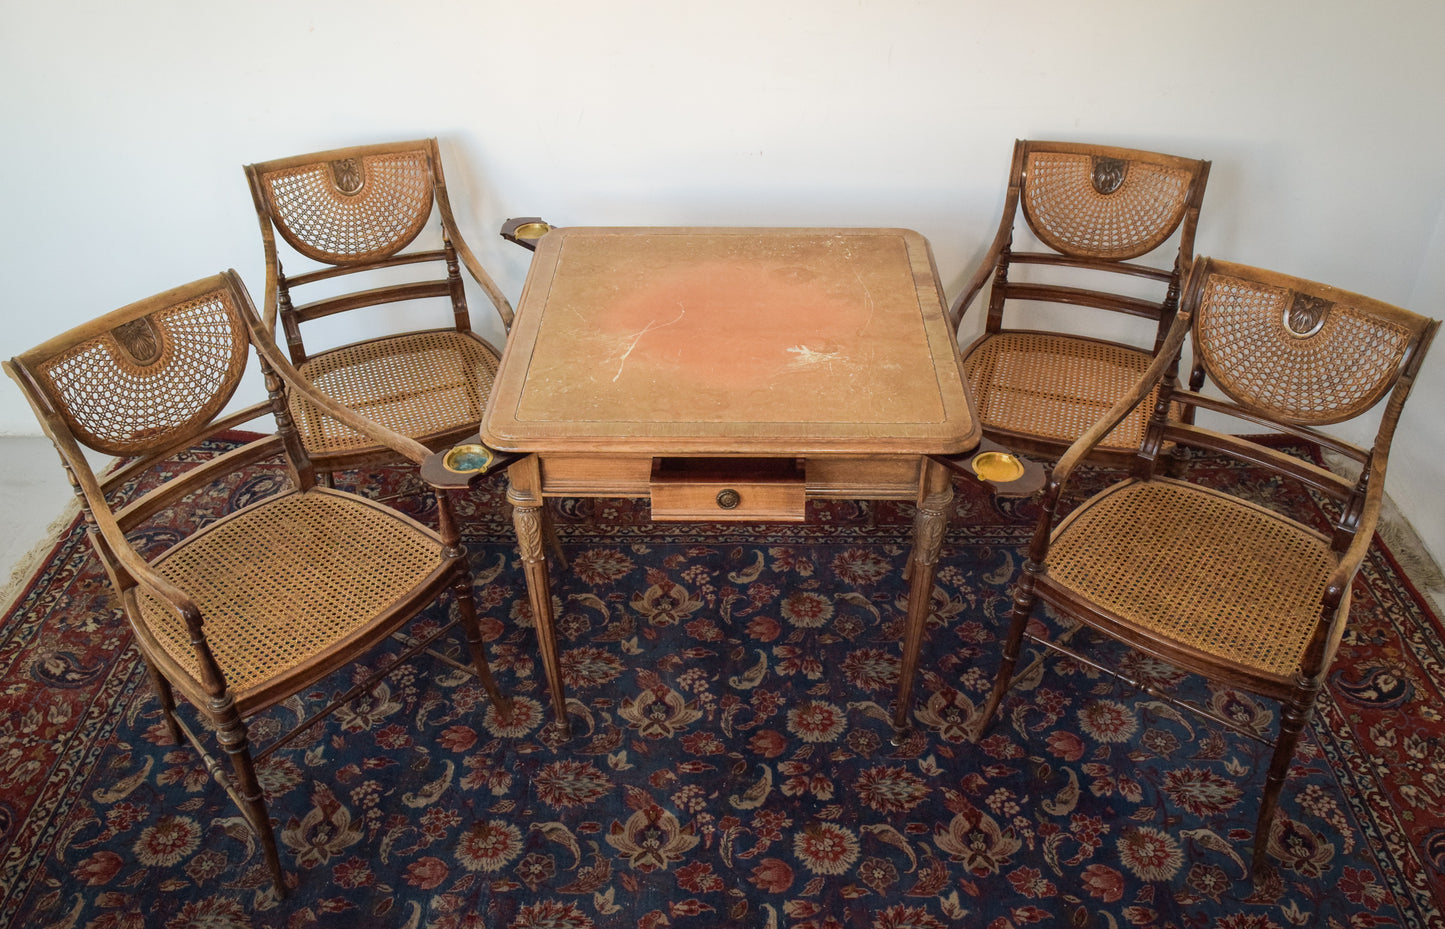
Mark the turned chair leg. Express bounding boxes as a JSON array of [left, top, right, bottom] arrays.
[[214, 703, 285, 896], [972, 568, 1040, 740], [142, 659, 183, 745], [1252, 690, 1314, 874], [453, 567, 510, 721]]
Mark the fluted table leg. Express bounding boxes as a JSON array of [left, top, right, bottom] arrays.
[[893, 458, 952, 737]]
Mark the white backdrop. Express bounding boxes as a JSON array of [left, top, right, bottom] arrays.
[[4, 0, 1443, 561]]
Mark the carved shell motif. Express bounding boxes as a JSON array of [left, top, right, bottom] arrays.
[[111, 317, 163, 366], [1090, 156, 1128, 195], [1284, 292, 1330, 338], [329, 157, 365, 194]]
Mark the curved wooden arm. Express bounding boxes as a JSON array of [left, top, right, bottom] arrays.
[[430, 154, 515, 332], [32, 410, 203, 628], [226, 270, 434, 466], [949, 186, 1019, 334], [1294, 453, 1388, 684], [59, 418, 237, 696], [3, 358, 203, 627], [243, 169, 283, 335], [1310, 373, 1417, 669], [1324, 461, 1385, 599], [1016, 308, 1194, 572], [1050, 308, 1194, 492], [445, 213, 516, 332]]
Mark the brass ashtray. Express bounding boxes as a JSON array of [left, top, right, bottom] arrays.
[[513, 221, 552, 240], [442, 444, 495, 474], [970, 450, 1025, 483]]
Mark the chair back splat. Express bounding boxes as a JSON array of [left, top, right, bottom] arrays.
[[971, 256, 1437, 877], [954, 140, 1210, 464], [4, 271, 509, 896], [245, 139, 512, 472]]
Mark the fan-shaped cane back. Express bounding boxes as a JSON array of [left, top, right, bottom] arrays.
[[953, 140, 1210, 464], [4, 272, 508, 896], [972, 257, 1438, 873], [245, 138, 513, 471]]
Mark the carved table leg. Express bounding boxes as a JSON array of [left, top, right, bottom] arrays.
[[507, 458, 571, 739], [893, 458, 953, 737]]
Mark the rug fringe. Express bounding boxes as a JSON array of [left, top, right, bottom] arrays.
[[0, 500, 81, 617], [1376, 501, 1445, 615]]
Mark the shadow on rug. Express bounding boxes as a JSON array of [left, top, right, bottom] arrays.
[[1, 437, 1443, 928]]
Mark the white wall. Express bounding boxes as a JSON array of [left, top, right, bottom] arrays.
[[3, 0, 1443, 560]]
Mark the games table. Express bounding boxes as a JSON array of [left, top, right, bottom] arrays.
[[477, 226, 983, 737]]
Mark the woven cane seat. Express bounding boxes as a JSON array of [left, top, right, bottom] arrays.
[[962, 332, 1160, 452], [289, 329, 498, 456], [137, 488, 443, 698], [1045, 479, 1338, 679]]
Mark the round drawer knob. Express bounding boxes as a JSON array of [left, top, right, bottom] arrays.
[[716, 489, 741, 509]]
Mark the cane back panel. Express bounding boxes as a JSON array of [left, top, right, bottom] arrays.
[[1021, 147, 1197, 260], [26, 286, 249, 457], [1192, 271, 1416, 426], [253, 147, 434, 265]]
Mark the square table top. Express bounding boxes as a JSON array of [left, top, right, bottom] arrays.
[[482, 227, 978, 456]]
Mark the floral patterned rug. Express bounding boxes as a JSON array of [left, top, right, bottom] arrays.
[[1, 436, 1443, 928]]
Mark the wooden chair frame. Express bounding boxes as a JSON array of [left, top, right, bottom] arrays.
[[245, 138, 514, 472], [5, 271, 509, 896], [953, 140, 1210, 464], [971, 257, 1437, 872]]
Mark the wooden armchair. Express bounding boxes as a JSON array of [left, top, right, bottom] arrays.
[[971, 257, 1437, 871], [953, 140, 1210, 464], [4, 272, 508, 896], [244, 138, 513, 472]]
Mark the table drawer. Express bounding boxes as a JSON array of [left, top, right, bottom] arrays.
[[649, 458, 806, 522]]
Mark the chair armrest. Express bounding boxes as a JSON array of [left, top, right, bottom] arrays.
[[432, 183, 516, 332], [1324, 457, 1388, 604], [1324, 365, 1424, 602], [1050, 308, 1194, 491], [228, 270, 434, 467], [1295, 455, 1389, 680], [36, 417, 203, 626], [1017, 308, 1195, 565], [949, 186, 1019, 335], [450, 227, 517, 331], [244, 171, 284, 336]]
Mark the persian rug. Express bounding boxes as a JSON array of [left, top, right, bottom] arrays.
[[1, 435, 1443, 929]]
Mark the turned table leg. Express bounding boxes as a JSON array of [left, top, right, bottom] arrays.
[[893, 458, 952, 737], [507, 458, 571, 739]]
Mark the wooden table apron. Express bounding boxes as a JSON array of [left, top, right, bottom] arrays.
[[482, 227, 980, 737]]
